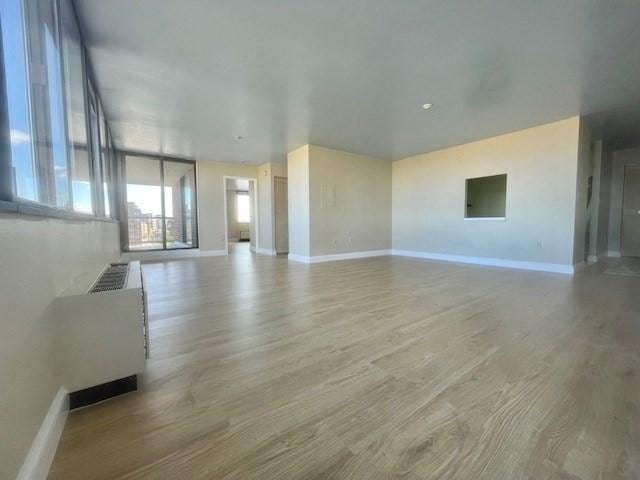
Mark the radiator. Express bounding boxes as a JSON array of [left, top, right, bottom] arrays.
[[54, 261, 147, 395]]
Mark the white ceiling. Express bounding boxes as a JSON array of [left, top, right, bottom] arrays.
[[226, 178, 250, 191], [75, 0, 640, 163]]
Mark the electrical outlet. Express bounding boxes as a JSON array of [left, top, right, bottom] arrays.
[[347, 236, 352, 244], [536, 241, 543, 248], [332, 239, 337, 245]]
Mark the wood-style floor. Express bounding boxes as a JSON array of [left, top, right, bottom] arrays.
[[49, 253, 640, 479]]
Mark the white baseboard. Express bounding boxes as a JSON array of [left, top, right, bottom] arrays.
[[256, 247, 277, 256], [288, 253, 310, 263], [573, 260, 587, 273], [607, 250, 621, 258], [17, 387, 68, 480], [121, 248, 227, 262], [289, 250, 391, 264], [391, 249, 576, 275]]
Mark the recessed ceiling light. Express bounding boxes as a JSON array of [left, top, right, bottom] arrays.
[[422, 103, 433, 110]]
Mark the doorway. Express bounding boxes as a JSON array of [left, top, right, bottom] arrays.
[[621, 165, 640, 257], [224, 176, 258, 255]]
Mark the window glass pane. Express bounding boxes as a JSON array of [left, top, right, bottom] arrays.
[[99, 104, 110, 216], [59, 0, 91, 213], [0, 0, 37, 201], [237, 192, 250, 223], [87, 85, 102, 213], [163, 161, 197, 249], [44, 6, 69, 208], [125, 155, 163, 250]]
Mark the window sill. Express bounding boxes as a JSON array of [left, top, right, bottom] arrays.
[[0, 200, 119, 223], [464, 217, 506, 222]]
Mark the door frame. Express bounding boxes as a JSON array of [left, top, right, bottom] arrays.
[[223, 175, 259, 255]]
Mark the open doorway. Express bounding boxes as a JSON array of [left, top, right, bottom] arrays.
[[224, 176, 258, 255]]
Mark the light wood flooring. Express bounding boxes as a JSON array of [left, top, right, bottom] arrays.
[[49, 254, 640, 479]]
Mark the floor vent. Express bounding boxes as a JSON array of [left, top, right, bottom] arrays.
[[90, 263, 130, 293]]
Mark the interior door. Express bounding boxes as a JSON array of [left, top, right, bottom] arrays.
[[274, 176, 289, 254], [621, 165, 640, 257]]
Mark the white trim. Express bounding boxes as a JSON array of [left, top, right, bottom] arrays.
[[463, 217, 507, 222], [587, 255, 599, 264], [289, 250, 391, 264], [223, 176, 259, 255], [121, 248, 227, 262], [16, 387, 68, 480], [607, 250, 622, 258], [391, 249, 575, 274], [256, 247, 277, 256]]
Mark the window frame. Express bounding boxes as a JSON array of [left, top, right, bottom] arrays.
[[236, 191, 250, 223], [121, 152, 199, 252], [464, 173, 508, 220]]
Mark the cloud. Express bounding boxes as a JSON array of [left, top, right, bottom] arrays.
[[10, 129, 31, 145]]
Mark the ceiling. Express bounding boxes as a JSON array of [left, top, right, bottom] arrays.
[[75, 0, 640, 163], [226, 178, 250, 191]]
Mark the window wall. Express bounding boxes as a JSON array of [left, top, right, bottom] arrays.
[[124, 154, 198, 251], [0, 0, 117, 219]]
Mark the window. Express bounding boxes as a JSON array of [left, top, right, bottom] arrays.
[[124, 154, 198, 251], [59, 0, 92, 213], [236, 192, 250, 223], [99, 102, 111, 217], [1, 0, 37, 201], [465, 174, 507, 218], [0, 0, 117, 219]]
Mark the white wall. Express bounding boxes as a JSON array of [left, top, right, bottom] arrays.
[[0, 215, 120, 479], [607, 147, 640, 256], [196, 161, 258, 252], [572, 119, 592, 264], [287, 146, 311, 257], [597, 144, 613, 256], [392, 117, 582, 268]]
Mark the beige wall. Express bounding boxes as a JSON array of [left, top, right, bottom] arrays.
[[287, 146, 311, 257], [392, 117, 582, 267], [0, 215, 120, 479], [287, 145, 392, 258], [196, 161, 258, 251], [308, 145, 391, 255]]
